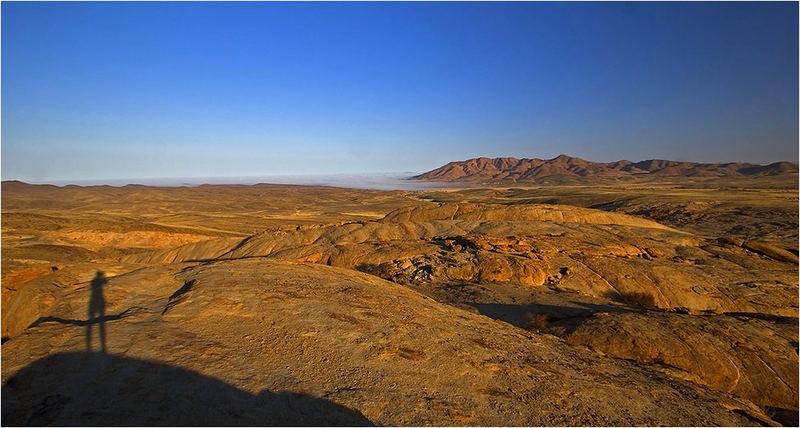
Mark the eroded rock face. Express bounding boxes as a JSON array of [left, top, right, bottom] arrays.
[[357, 236, 549, 287], [544, 311, 799, 412], [122, 202, 797, 317], [0, 260, 763, 426]]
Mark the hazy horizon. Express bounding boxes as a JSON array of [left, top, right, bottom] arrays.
[[3, 2, 798, 182], [4, 152, 799, 188], [2, 171, 438, 189]]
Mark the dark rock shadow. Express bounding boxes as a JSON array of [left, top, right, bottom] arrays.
[[2, 352, 374, 426], [469, 301, 645, 334], [765, 406, 800, 427]]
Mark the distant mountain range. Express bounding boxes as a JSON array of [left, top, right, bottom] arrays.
[[412, 155, 799, 183]]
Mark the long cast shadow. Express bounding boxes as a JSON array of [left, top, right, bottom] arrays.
[[86, 271, 109, 353], [1, 352, 374, 426], [29, 306, 149, 328]]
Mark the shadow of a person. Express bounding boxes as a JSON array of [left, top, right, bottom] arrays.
[[86, 271, 109, 353]]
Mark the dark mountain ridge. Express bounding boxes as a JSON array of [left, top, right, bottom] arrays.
[[413, 155, 798, 183]]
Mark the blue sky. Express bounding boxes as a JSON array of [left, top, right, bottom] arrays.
[[2, 2, 798, 182]]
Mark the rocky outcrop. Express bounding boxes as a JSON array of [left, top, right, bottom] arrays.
[[547, 311, 799, 415], [120, 203, 797, 317], [0, 260, 768, 426]]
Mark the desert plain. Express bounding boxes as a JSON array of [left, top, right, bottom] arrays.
[[1, 158, 798, 426]]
